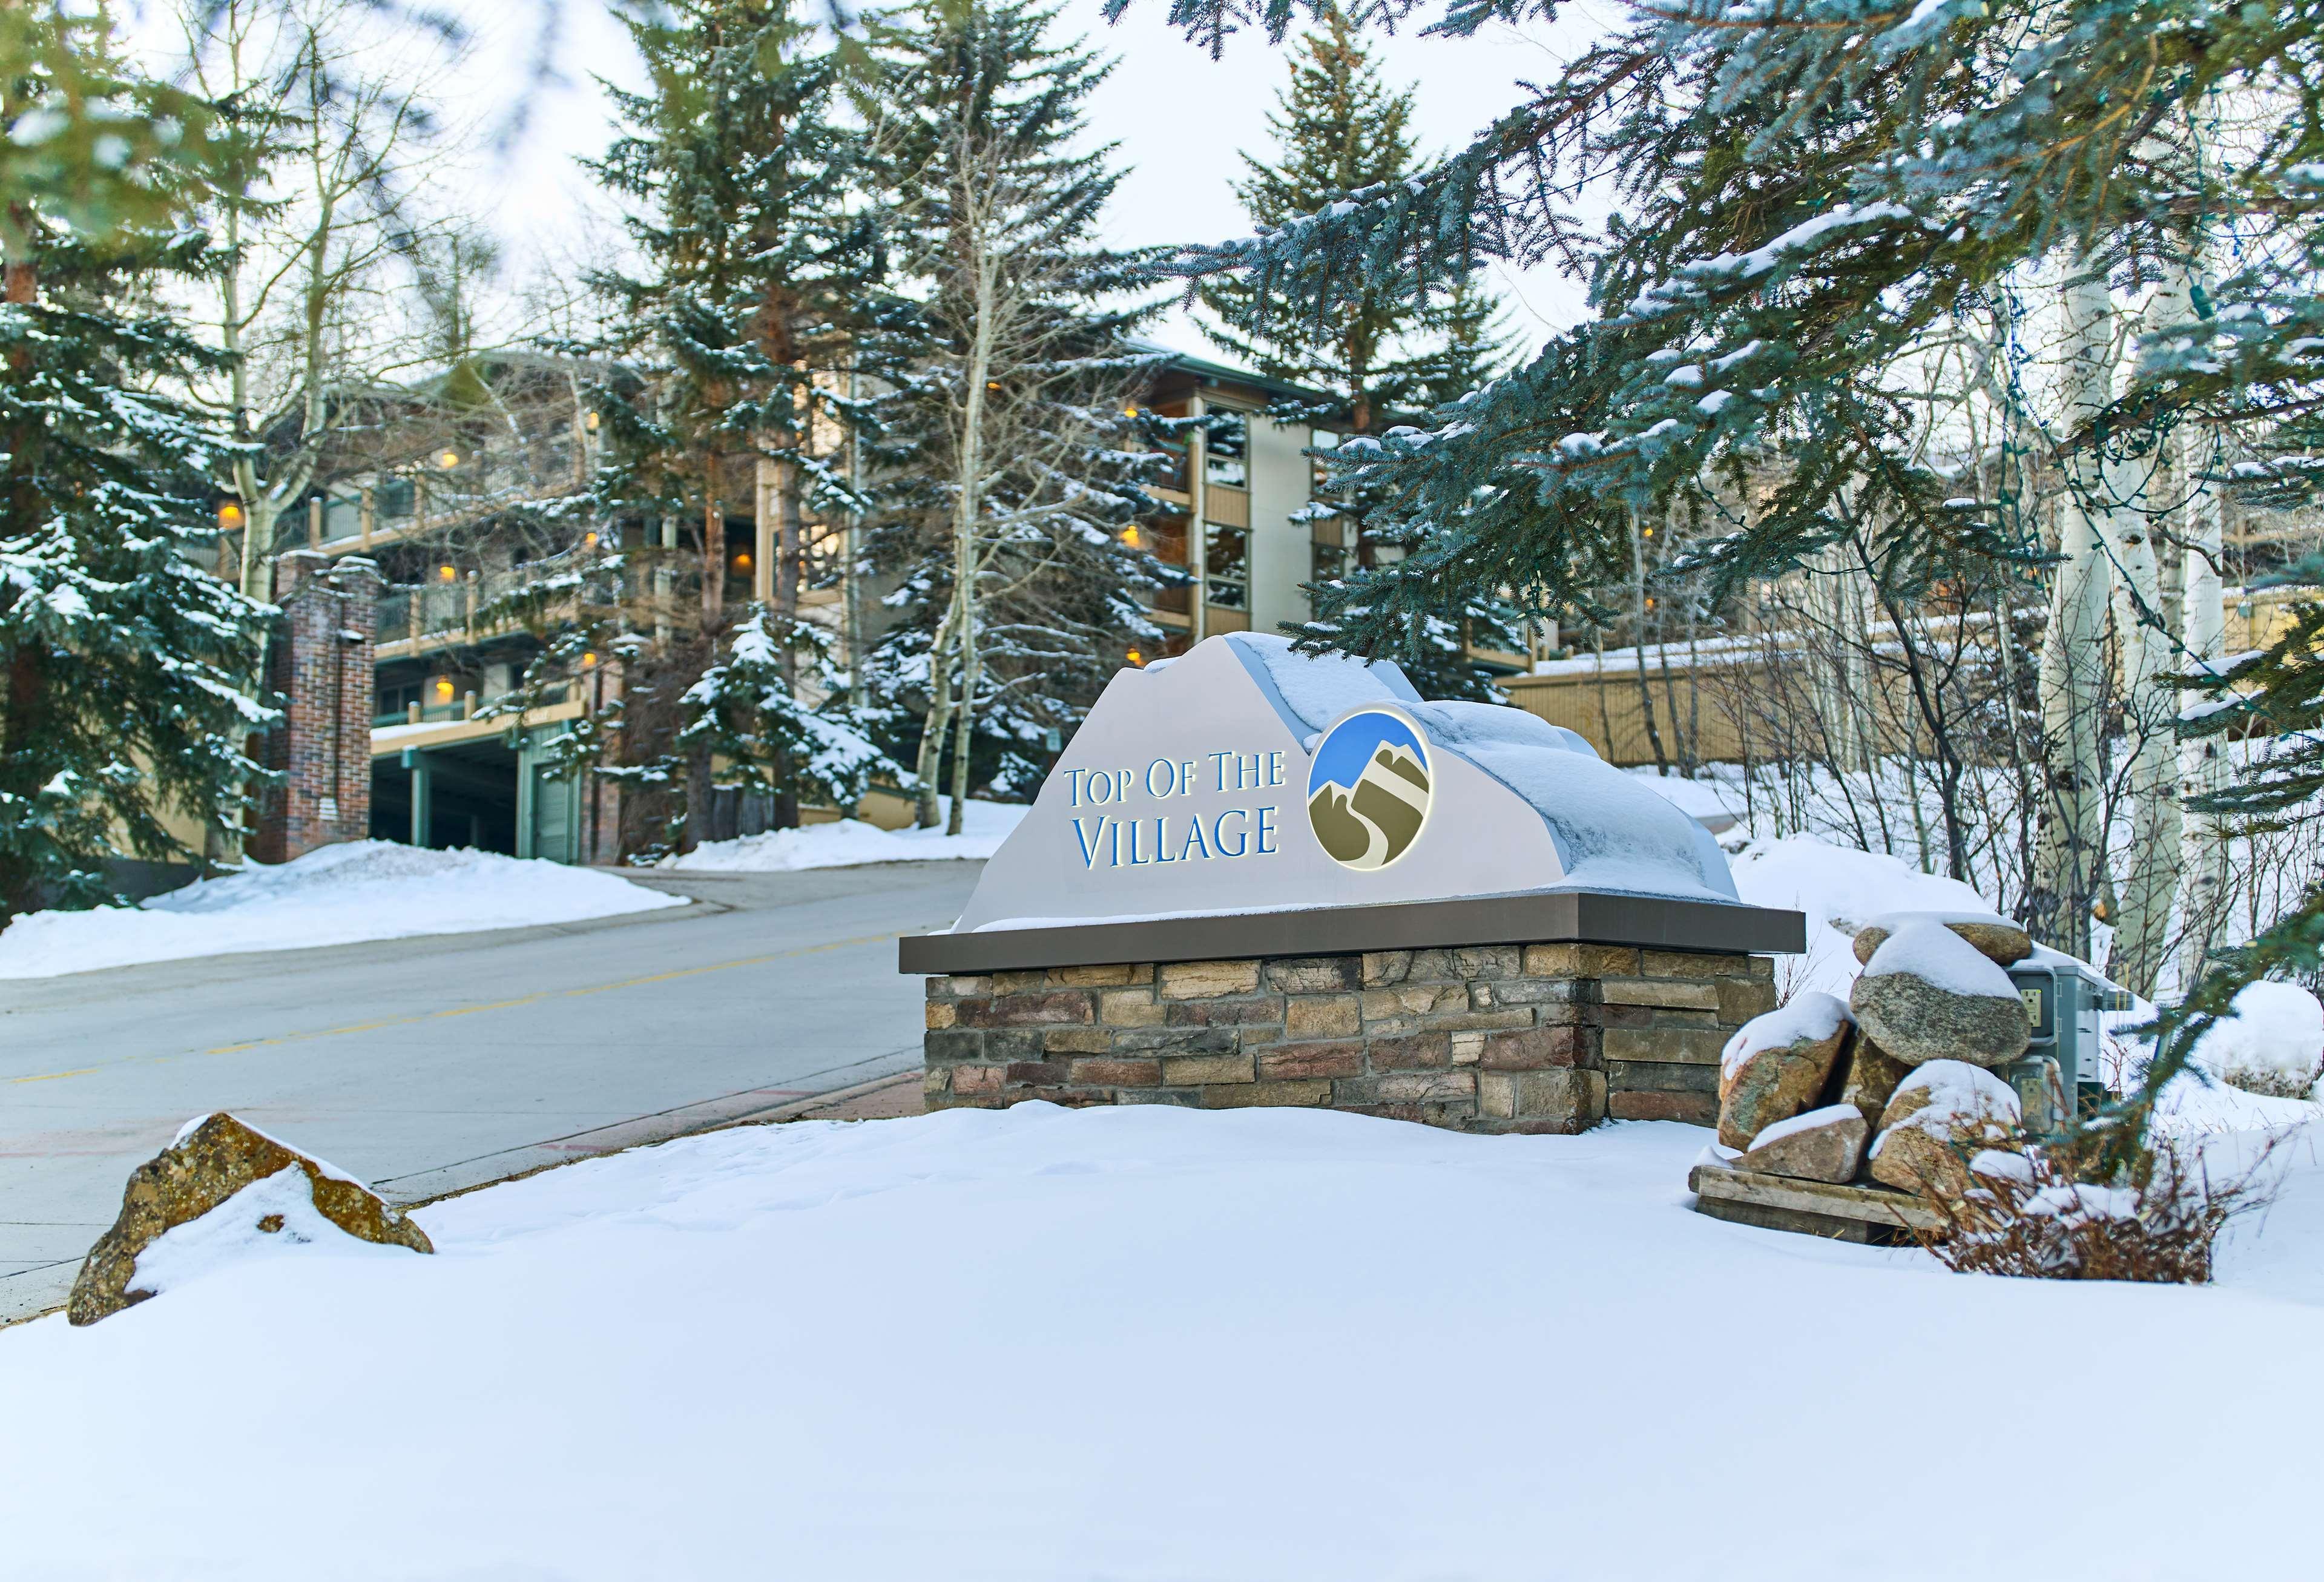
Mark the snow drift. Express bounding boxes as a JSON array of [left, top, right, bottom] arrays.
[[3, 1104, 2321, 1581], [0, 840, 684, 979]]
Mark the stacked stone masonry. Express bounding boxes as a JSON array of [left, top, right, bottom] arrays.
[[923, 943, 1776, 1133]]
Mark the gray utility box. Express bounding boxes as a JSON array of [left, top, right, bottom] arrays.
[[2006, 958, 2135, 1132]]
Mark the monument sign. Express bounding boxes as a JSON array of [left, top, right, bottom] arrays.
[[904, 634, 1802, 1133]]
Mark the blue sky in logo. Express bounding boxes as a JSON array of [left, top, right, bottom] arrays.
[[1308, 710, 1429, 795]]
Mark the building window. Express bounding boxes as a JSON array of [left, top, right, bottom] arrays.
[[1147, 400, 1191, 491], [1311, 511, 1349, 584], [377, 478, 416, 520], [1204, 410, 1248, 489], [1309, 427, 1343, 493], [377, 679, 421, 720], [1149, 513, 1191, 615], [1206, 524, 1249, 608]]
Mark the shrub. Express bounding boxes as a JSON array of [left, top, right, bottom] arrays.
[[2217, 1061, 2324, 1100], [1911, 1133, 2276, 1284]]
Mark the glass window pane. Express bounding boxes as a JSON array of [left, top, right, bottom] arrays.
[[1205, 525, 1248, 582], [1204, 411, 1248, 487]]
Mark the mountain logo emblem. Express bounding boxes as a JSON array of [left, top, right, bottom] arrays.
[[1306, 707, 1432, 871]]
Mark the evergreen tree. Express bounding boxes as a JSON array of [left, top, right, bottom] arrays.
[[1403, 277, 1517, 415], [679, 605, 898, 813], [1196, 4, 1441, 432], [1206, 6, 1521, 700], [0, 12, 274, 919], [855, 0, 1171, 831], [1140, 0, 2324, 1157], [576, 0, 878, 848]]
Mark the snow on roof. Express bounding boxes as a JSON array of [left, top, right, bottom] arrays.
[[1223, 634, 1740, 905]]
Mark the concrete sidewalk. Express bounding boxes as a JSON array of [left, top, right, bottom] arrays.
[[779, 1069, 926, 1121]]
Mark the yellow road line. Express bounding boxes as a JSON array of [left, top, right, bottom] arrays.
[[196, 929, 907, 1056], [1, 928, 917, 1087]]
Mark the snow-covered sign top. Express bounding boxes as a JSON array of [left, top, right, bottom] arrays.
[[950, 633, 1741, 933]]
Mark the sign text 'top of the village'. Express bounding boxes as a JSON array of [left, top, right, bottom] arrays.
[[944, 635, 1736, 936]]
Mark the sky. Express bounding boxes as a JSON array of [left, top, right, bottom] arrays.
[[435, 0, 1612, 360], [130, 0, 1618, 364]]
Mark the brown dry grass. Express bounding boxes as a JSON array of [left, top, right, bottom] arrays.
[[1911, 1132, 2279, 1284]]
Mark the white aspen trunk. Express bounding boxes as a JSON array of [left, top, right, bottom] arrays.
[[2178, 406, 2230, 995], [2092, 254, 2234, 997], [915, 605, 959, 831], [2098, 426, 2179, 996], [752, 450, 777, 608], [941, 146, 1000, 839], [1810, 536, 1878, 779], [2030, 260, 2118, 960]]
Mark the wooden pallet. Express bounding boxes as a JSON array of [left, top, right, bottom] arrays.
[[1687, 1160, 1943, 1245]]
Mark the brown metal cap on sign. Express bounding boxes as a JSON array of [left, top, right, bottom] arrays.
[[900, 889, 1805, 975]]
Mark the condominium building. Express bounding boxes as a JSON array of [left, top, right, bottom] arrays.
[[223, 347, 1535, 873]]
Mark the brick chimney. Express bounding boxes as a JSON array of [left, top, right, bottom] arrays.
[[252, 553, 384, 864]]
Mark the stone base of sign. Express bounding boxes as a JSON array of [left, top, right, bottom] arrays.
[[921, 942, 1776, 1133]]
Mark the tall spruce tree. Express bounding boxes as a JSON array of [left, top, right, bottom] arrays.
[[1203, 5, 1522, 701], [1, 10, 274, 920], [578, 0, 880, 849], [1196, 4, 1441, 432], [1135, 0, 2324, 1159], [855, 0, 1171, 831]]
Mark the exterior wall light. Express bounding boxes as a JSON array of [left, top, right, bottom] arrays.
[[436, 448, 461, 469]]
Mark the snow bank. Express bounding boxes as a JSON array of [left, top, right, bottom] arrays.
[[663, 799, 1028, 872], [5, 1104, 2324, 1581], [1727, 834, 1996, 999], [2194, 981, 2324, 1096], [0, 841, 683, 979]]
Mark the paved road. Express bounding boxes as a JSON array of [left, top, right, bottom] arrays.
[[0, 861, 976, 1322]]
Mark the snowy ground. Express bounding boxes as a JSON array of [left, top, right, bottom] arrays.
[[0, 841, 684, 980], [663, 797, 1027, 872], [4, 1102, 2320, 1580]]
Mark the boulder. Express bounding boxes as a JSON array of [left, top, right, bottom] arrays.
[[69, 1112, 431, 1327], [1850, 920, 2031, 1069], [1853, 912, 2033, 968], [1717, 992, 1854, 1151], [1868, 1060, 2023, 1199], [1738, 1103, 1869, 1184], [1835, 1038, 1914, 1129]]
